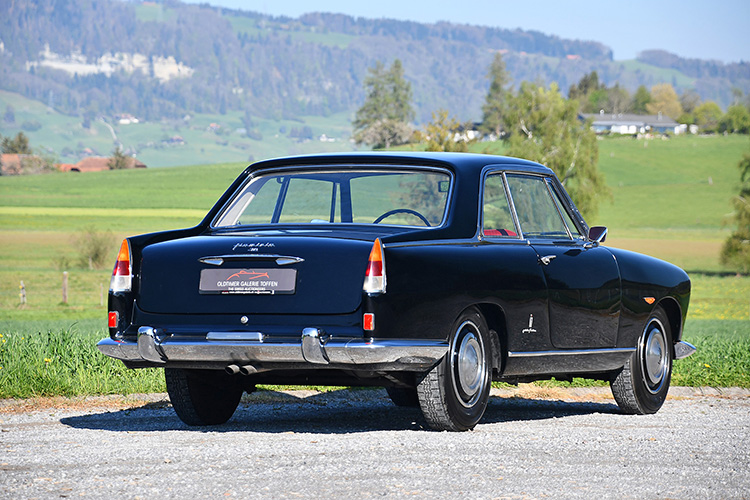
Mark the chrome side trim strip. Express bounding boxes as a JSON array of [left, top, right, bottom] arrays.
[[508, 347, 636, 358]]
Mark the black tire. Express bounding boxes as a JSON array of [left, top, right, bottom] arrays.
[[610, 307, 673, 414], [165, 368, 244, 426], [386, 386, 420, 407], [417, 307, 492, 431]]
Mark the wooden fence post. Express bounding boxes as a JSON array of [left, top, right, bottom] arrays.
[[62, 272, 68, 304]]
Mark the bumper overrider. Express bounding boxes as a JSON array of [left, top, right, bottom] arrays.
[[97, 327, 449, 372]]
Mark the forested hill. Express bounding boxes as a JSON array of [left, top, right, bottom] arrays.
[[1, 0, 748, 124]]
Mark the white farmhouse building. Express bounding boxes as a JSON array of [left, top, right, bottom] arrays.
[[580, 112, 686, 135]]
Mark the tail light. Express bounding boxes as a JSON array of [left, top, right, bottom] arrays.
[[110, 239, 132, 292], [363, 238, 386, 294]]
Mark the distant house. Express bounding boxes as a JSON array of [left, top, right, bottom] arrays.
[[58, 156, 147, 172], [0, 154, 25, 175], [0, 153, 55, 175], [580, 112, 685, 135]]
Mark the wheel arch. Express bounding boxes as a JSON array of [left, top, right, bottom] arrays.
[[657, 297, 684, 345], [474, 302, 507, 377]]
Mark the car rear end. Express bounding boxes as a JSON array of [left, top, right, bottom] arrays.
[[99, 159, 455, 377]]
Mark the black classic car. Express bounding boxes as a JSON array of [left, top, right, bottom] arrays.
[[98, 152, 695, 431]]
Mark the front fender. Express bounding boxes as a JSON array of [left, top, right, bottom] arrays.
[[607, 247, 690, 346]]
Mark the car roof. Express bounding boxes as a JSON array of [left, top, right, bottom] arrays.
[[246, 152, 554, 178]]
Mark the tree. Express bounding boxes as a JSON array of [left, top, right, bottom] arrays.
[[631, 86, 652, 114], [423, 110, 470, 152], [568, 71, 602, 101], [694, 101, 723, 133], [679, 89, 702, 115], [1, 132, 32, 154], [568, 71, 607, 113], [353, 59, 414, 149], [480, 52, 511, 137], [677, 89, 702, 124], [503, 82, 607, 219], [107, 148, 131, 170], [646, 83, 683, 119], [719, 105, 750, 134], [720, 143, 750, 273], [605, 85, 631, 115]]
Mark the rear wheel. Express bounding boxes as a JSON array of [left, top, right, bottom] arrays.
[[610, 307, 673, 414], [417, 307, 491, 431], [165, 368, 244, 426]]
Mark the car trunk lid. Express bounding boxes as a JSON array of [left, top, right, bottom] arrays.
[[137, 234, 372, 315]]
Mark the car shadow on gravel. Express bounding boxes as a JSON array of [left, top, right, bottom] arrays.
[[60, 390, 620, 433]]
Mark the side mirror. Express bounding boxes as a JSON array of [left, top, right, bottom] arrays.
[[587, 226, 608, 245]]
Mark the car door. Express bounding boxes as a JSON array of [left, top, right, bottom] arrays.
[[506, 174, 621, 349], [482, 172, 551, 353]]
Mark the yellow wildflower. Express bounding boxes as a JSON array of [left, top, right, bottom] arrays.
[[44, 358, 52, 363]]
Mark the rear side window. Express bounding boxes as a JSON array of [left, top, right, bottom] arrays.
[[214, 169, 451, 228]]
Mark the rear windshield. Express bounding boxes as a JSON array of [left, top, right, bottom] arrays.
[[213, 168, 451, 228]]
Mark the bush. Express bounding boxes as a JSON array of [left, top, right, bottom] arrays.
[[73, 226, 115, 270]]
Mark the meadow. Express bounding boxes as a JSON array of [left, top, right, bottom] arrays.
[[0, 90, 355, 167], [0, 134, 748, 397]]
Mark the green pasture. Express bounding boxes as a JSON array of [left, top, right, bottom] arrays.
[[0, 90, 356, 166], [0, 134, 748, 395]]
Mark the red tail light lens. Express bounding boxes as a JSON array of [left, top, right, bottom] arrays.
[[110, 239, 132, 292], [363, 238, 386, 294], [363, 313, 375, 331], [108, 311, 119, 328]]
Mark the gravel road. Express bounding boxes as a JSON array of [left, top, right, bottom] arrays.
[[1, 386, 748, 499]]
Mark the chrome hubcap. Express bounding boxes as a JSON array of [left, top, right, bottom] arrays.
[[451, 321, 486, 407], [641, 319, 668, 394]]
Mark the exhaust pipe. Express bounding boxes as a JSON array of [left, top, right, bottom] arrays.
[[225, 364, 241, 375], [239, 364, 258, 376]]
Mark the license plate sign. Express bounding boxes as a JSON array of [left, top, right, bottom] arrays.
[[200, 268, 296, 294]]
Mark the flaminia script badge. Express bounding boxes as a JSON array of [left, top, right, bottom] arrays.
[[199, 268, 297, 294]]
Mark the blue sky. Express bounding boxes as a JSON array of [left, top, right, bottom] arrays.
[[184, 0, 749, 63]]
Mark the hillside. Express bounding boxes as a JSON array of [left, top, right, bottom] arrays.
[[1, 0, 749, 165]]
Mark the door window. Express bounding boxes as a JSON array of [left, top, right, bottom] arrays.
[[548, 181, 583, 238], [482, 173, 517, 237], [506, 175, 571, 239]]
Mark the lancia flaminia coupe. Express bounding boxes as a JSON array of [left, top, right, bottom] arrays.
[[98, 152, 695, 431]]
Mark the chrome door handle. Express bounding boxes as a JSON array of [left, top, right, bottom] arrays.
[[539, 255, 557, 266]]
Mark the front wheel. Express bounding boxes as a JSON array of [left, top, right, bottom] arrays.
[[417, 307, 492, 431], [165, 368, 244, 426], [610, 307, 673, 414]]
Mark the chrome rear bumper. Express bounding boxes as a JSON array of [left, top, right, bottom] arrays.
[[97, 326, 448, 371]]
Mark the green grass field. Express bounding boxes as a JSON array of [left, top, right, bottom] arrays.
[[0, 134, 748, 396], [0, 90, 357, 167]]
